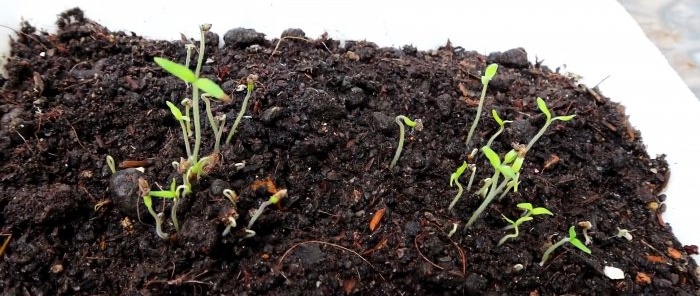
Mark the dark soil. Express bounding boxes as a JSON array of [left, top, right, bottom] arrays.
[[1, 8, 699, 295]]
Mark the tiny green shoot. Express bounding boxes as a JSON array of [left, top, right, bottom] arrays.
[[498, 203, 553, 246], [225, 74, 258, 145], [247, 189, 288, 235], [524, 97, 576, 154], [465, 63, 498, 147], [390, 115, 423, 170], [485, 109, 512, 147], [138, 177, 169, 240], [166, 101, 192, 159], [106, 155, 116, 174], [539, 226, 592, 266], [448, 161, 469, 211]]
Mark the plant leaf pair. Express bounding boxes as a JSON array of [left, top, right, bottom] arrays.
[[154, 57, 229, 101]]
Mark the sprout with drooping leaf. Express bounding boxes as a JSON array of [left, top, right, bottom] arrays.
[[138, 177, 170, 240], [539, 225, 592, 266], [390, 115, 423, 170], [498, 203, 553, 246], [448, 161, 469, 211], [466, 63, 498, 148], [221, 189, 239, 237], [485, 109, 512, 147], [166, 101, 192, 160]]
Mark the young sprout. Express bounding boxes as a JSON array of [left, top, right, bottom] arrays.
[[615, 227, 634, 241], [524, 97, 576, 154], [145, 178, 188, 232], [225, 74, 258, 145], [578, 220, 593, 245], [154, 24, 229, 164], [447, 222, 459, 238], [539, 226, 592, 266], [448, 161, 469, 211], [465, 63, 498, 148], [498, 203, 553, 246], [221, 189, 239, 237], [166, 101, 192, 159], [466, 146, 513, 227], [498, 215, 533, 246], [106, 155, 116, 174], [485, 109, 512, 147], [247, 189, 288, 235], [138, 178, 170, 240], [390, 115, 423, 170]]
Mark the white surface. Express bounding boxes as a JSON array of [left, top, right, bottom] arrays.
[[2, 0, 699, 252]]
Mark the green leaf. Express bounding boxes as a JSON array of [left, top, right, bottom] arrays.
[[482, 146, 501, 169], [450, 161, 469, 186], [516, 203, 533, 211], [553, 115, 576, 122], [166, 101, 184, 121], [569, 237, 592, 254], [530, 207, 553, 216], [143, 195, 153, 209], [193, 78, 227, 100], [481, 63, 498, 85], [536, 97, 552, 121], [154, 57, 196, 83], [504, 149, 518, 164], [149, 190, 176, 199], [512, 156, 525, 172], [499, 164, 516, 179], [568, 226, 577, 239]]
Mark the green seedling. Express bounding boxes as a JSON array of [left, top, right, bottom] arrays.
[[466, 146, 515, 227], [138, 178, 169, 240], [246, 189, 288, 237], [390, 115, 423, 170], [448, 161, 469, 211], [154, 24, 229, 165], [485, 109, 512, 147], [524, 97, 576, 154], [225, 75, 257, 145], [498, 203, 553, 246], [166, 101, 193, 159], [539, 226, 592, 266], [465, 63, 498, 147], [147, 178, 189, 232], [106, 155, 116, 174]]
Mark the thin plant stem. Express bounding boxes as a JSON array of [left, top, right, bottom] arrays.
[[225, 84, 253, 145], [539, 238, 569, 266], [525, 120, 551, 153], [170, 198, 180, 232], [465, 82, 489, 148], [390, 116, 407, 169], [248, 201, 272, 229], [466, 171, 508, 227], [448, 180, 464, 211], [202, 96, 220, 152], [191, 26, 207, 163]]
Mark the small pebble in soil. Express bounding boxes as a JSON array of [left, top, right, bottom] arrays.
[[109, 168, 146, 218], [223, 28, 266, 48], [487, 47, 529, 68]]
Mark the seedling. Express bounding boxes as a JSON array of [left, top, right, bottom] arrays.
[[166, 101, 192, 159], [448, 161, 469, 211], [578, 220, 593, 245], [465, 63, 498, 147], [466, 146, 516, 227], [485, 109, 512, 147], [614, 227, 634, 241], [246, 189, 288, 236], [221, 189, 239, 236], [106, 155, 116, 174], [138, 177, 170, 240], [524, 97, 576, 154], [390, 115, 423, 170], [154, 24, 230, 166], [225, 75, 258, 145], [498, 203, 553, 246], [539, 226, 592, 266]]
